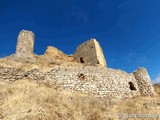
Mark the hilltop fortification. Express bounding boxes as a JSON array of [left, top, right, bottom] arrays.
[[0, 30, 155, 99], [74, 39, 107, 67]]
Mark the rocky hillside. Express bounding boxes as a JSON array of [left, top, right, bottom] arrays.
[[0, 30, 159, 119], [0, 78, 159, 120]]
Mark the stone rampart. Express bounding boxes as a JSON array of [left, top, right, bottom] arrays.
[[0, 66, 143, 99]]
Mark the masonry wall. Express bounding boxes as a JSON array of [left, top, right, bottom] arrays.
[[94, 40, 107, 67], [74, 39, 107, 67], [44, 66, 140, 99], [0, 30, 154, 100], [16, 30, 34, 58], [0, 66, 143, 99], [133, 68, 155, 96]]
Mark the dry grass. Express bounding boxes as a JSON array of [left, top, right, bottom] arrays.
[[0, 79, 105, 120], [0, 79, 160, 120]]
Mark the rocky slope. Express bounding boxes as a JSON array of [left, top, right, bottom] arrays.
[[0, 78, 159, 120]]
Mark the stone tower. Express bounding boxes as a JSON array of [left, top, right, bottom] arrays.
[[16, 30, 34, 58], [74, 39, 107, 67], [133, 68, 155, 96]]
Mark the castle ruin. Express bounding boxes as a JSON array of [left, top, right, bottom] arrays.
[[74, 39, 107, 67], [0, 30, 155, 99], [16, 30, 34, 59]]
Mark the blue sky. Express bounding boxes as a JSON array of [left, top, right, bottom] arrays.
[[0, 0, 160, 82]]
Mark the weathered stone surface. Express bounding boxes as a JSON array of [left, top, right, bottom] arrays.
[[133, 68, 155, 96], [0, 65, 147, 99], [44, 46, 73, 61], [45, 46, 65, 59], [16, 30, 34, 58], [74, 39, 107, 67], [42, 46, 75, 64]]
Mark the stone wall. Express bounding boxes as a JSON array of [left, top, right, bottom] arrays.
[[133, 68, 155, 96], [7, 30, 36, 63], [16, 30, 34, 57], [0, 30, 155, 99], [0, 66, 24, 80], [44, 66, 140, 99], [16, 30, 34, 59], [74, 39, 107, 67], [1, 65, 153, 99]]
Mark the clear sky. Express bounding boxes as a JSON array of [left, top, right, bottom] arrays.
[[0, 0, 159, 83]]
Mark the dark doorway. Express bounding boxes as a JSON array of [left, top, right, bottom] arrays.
[[80, 57, 84, 63], [97, 60, 99, 64], [129, 82, 136, 90]]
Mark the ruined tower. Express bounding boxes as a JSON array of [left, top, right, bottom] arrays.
[[74, 39, 107, 67], [16, 30, 34, 58], [133, 68, 155, 96]]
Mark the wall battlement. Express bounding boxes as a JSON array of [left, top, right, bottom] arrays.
[[0, 65, 154, 99]]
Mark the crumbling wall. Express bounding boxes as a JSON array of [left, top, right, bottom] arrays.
[[0, 30, 155, 99], [0, 66, 143, 99], [9, 30, 36, 63], [16, 30, 34, 59], [44, 46, 75, 63], [45, 46, 66, 60], [45, 66, 140, 99], [133, 68, 155, 96], [0, 66, 24, 80], [74, 39, 107, 67]]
